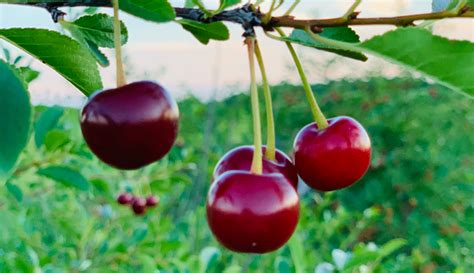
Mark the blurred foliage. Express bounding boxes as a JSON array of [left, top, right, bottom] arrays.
[[0, 77, 473, 272]]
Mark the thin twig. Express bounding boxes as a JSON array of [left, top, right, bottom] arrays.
[[5, 1, 474, 30]]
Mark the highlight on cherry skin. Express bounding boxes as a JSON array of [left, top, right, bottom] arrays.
[[213, 145, 298, 188], [293, 116, 371, 192], [80, 81, 179, 170], [206, 171, 300, 253]]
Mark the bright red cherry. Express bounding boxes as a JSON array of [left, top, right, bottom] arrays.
[[117, 192, 133, 205], [80, 81, 179, 170], [293, 116, 371, 191], [132, 198, 147, 215], [213, 146, 298, 188], [206, 171, 299, 253], [146, 196, 159, 207]]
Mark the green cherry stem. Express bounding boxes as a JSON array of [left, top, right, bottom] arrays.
[[245, 37, 263, 175], [112, 0, 126, 87], [275, 27, 329, 129], [254, 40, 276, 161]]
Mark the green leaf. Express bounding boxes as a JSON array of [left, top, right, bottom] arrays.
[[359, 27, 474, 96], [199, 247, 220, 273], [119, 0, 176, 23], [37, 166, 89, 191], [0, 28, 103, 96], [178, 19, 229, 44], [6, 181, 23, 202], [288, 234, 307, 273], [284, 28, 368, 61], [219, 0, 241, 10], [62, 22, 110, 67], [0, 61, 31, 183], [17, 67, 40, 83], [68, 14, 128, 48], [342, 251, 379, 271], [378, 239, 406, 257], [44, 130, 70, 151], [34, 106, 64, 148], [274, 257, 291, 273], [184, 0, 197, 8]]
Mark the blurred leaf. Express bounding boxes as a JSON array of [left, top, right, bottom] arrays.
[[37, 166, 89, 191], [199, 246, 220, 273], [6, 181, 23, 202], [130, 227, 148, 244], [140, 255, 156, 273], [34, 106, 64, 148], [378, 239, 406, 257], [17, 67, 40, 83], [90, 178, 111, 196], [178, 19, 229, 44], [219, 0, 241, 10], [274, 257, 291, 273], [0, 28, 102, 95], [284, 28, 367, 61], [359, 28, 474, 96], [44, 130, 70, 151], [67, 14, 128, 48], [223, 264, 242, 273], [0, 60, 31, 184], [288, 234, 307, 273], [342, 251, 379, 271], [119, 0, 176, 23], [315, 262, 335, 273]]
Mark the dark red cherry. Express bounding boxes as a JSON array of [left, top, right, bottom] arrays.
[[293, 116, 371, 191], [132, 198, 147, 215], [213, 146, 298, 188], [206, 171, 299, 253], [117, 192, 133, 205], [145, 196, 159, 207], [80, 81, 179, 170]]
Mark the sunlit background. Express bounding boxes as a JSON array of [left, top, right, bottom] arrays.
[[1, 0, 473, 106]]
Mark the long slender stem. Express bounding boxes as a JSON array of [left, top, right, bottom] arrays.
[[275, 27, 329, 129], [245, 37, 263, 175], [254, 40, 276, 161], [112, 0, 126, 87], [284, 0, 301, 16], [343, 0, 362, 19]]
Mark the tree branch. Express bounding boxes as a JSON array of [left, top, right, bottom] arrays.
[[5, 1, 474, 31]]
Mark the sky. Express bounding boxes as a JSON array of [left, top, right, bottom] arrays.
[[1, 0, 473, 106]]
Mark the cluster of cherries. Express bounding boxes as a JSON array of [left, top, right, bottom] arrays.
[[207, 117, 371, 253], [79, 80, 371, 253], [117, 192, 159, 215]]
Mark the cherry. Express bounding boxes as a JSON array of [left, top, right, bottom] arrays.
[[116, 192, 133, 205], [145, 195, 159, 207], [132, 197, 147, 215], [206, 171, 299, 253], [213, 146, 298, 188], [80, 81, 179, 170], [293, 116, 371, 191]]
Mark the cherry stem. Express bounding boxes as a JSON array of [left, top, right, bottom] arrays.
[[112, 0, 126, 87], [275, 27, 329, 129], [245, 36, 263, 175], [254, 40, 276, 161]]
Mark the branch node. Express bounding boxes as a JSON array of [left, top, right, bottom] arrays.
[[46, 6, 66, 23]]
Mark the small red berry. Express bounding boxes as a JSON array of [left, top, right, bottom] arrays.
[[117, 193, 133, 205], [146, 196, 159, 207], [293, 116, 371, 191], [132, 198, 147, 215], [207, 171, 299, 253], [80, 81, 179, 170]]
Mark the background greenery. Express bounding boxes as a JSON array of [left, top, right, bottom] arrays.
[[0, 77, 472, 272]]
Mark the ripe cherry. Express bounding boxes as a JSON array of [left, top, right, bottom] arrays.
[[117, 192, 133, 205], [80, 81, 179, 170], [293, 116, 371, 191], [132, 197, 147, 215], [146, 195, 159, 207], [207, 171, 299, 253], [213, 146, 298, 188]]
